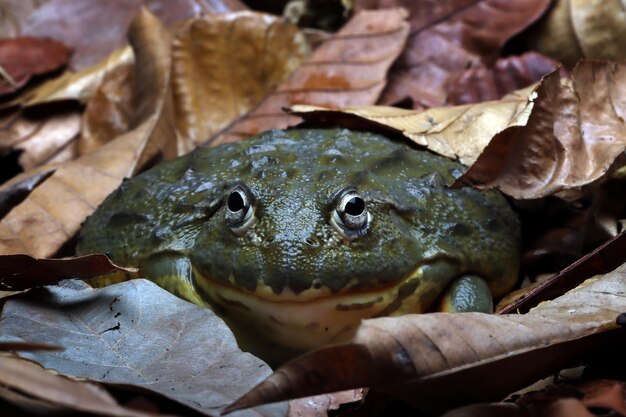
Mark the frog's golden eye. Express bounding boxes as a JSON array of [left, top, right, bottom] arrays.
[[226, 185, 255, 233], [331, 188, 370, 238]]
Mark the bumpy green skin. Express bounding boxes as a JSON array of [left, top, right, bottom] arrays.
[[78, 128, 520, 358]]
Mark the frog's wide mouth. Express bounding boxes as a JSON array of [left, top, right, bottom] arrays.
[[191, 265, 443, 351], [192, 266, 428, 304]]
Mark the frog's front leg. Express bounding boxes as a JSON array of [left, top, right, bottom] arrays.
[[438, 275, 493, 313], [140, 253, 208, 307]]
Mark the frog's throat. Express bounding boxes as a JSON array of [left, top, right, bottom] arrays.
[[191, 261, 456, 352]]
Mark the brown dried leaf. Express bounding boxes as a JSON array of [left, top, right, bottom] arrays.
[[455, 61, 626, 199], [446, 52, 559, 106], [172, 12, 308, 151], [0, 9, 176, 257], [16, 0, 248, 70], [0, 355, 177, 417], [79, 56, 135, 154], [226, 265, 626, 412], [0, 253, 136, 291], [355, 0, 551, 109], [0, 37, 70, 95], [0, 279, 287, 417], [206, 8, 410, 146], [527, 0, 626, 68], [291, 86, 532, 166]]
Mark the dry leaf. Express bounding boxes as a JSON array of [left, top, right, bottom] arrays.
[[0, 37, 70, 95], [291, 85, 532, 166], [287, 389, 365, 417], [0, 253, 136, 291], [581, 381, 626, 416], [16, 0, 248, 70], [455, 61, 626, 199], [172, 12, 308, 151], [355, 0, 551, 109], [225, 263, 626, 413], [7, 46, 134, 108], [527, 0, 626, 68], [0, 355, 167, 417], [446, 52, 558, 106], [0, 279, 287, 417], [79, 56, 135, 154], [499, 230, 626, 314], [0, 9, 176, 258], [206, 8, 410, 145], [0, 0, 39, 38], [0, 105, 82, 171], [0, 168, 54, 219]]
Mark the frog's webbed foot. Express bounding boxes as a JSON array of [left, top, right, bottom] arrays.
[[438, 275, 493, 313]]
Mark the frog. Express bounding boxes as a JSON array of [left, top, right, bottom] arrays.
[[77, 127, 520, 363]]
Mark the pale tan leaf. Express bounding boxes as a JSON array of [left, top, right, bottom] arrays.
[[0, 8, 175, 257], [226, 263, 626, 412], [291, 88, 532, 166], [528, 0, 626, 68], [207, 8, 410, 146], [0, 106, 81, 170], [5, 46, 134, 108], [455, 61, 626, 199], [171, 12, 308, 151]]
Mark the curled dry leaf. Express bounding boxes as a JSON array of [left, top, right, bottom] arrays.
[[0, 279, 287, 417], [171, 11, 308, 151], [0, 354, 176, 417], [455, 61, 626, 199], [0, 37, 70, 95], [355, 0, 551, 109], [527, 0, 626, 68], [0, 9, 175, 257], [226, 264, 626, 413], [16, 0, 247, 70], [0, 253, 136, 291], [291, 84, 532, 166], [206, 8, 410, 145]]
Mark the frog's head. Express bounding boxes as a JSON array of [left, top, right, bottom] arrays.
[[186, 129, 514, 354]]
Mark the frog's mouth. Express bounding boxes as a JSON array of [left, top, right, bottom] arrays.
[[191, 266, 442, 352]]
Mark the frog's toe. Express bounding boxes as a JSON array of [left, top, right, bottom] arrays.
[[438, 275, 493, 313]]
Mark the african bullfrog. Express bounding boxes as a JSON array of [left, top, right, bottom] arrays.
[[78, 128, 520, 361]]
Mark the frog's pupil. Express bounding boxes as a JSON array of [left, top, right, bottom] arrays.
[[228, 192, 245, 212], [345, 197, 364, 216]]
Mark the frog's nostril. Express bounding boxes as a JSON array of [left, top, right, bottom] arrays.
[[305, 237, 319, 247]]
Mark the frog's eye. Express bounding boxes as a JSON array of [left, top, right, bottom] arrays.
[[331, 188, 370, 238], [226, 185, 255, 233]]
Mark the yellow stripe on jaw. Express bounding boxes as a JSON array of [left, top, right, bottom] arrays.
[[191, 265, 443, 353]]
